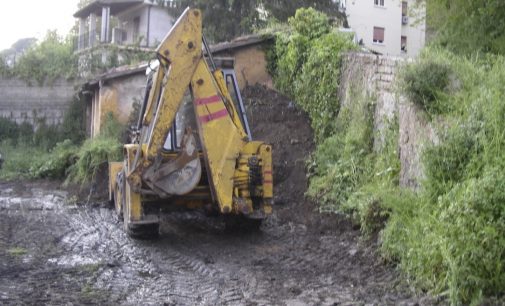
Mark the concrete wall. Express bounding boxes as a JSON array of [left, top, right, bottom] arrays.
[[148, 6, 174, 47], [117, 4, 174, 47], [346, 0, 425, 57], [339, 52, 437, 189], [90, 74, 146, 137], [0, 77, 76, 127]]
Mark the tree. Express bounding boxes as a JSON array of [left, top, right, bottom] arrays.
[[151, 0, 344, 42], [260, 0, 343, 23], [151, 0, 262, 42], [0, 38, 37, 67], [428, 0, 505, 55], [77, 0, 94, 9], [14, 30, 76, 85]]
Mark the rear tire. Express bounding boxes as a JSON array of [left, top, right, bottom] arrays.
[[126, 222, 160, 239]]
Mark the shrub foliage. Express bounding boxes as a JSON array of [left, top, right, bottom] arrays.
[[269, 7, 357, 141], [382, 49, 505, 304], [269, 8, 505, 302]]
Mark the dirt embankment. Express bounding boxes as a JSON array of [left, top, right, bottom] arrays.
[[243, 85, 317, 225], [0, 85, 432, 305]]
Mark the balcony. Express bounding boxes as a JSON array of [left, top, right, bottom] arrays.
[[73, 0, 175, 77], [73, 28, 147, 52]]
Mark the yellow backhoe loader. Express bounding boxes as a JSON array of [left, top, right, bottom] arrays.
[[109, 8, 273, 238]]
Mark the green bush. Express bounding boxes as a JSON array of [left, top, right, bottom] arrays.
[[66, 113, 124, 184], [33, 119, 63, 150], [299, 42, 505, 303], [399, 58, 452, 115], [0, 118, 20, 141], [0, 140, 49, 179], [381, 50, 505, 304], [296, 32, 357, 140], [66, 137, 122, 184], [422, 123, 483, 200], [60, 96, 87, 145], [268, 8, 357, 140], [274, 33, 310, 96], [306, 84, 375, 213], [31, 140, 79, 179], [288, 7, 330, 39], [14, 30, 76, 85]]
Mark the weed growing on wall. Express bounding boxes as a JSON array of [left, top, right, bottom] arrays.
[[381, 48, 505, 304], [306, 84, 375, 212], [268, 7, 401, 239], [66, 112, 123, 184], [399, 59, 451, 115], [0, 94, 107, 182], [60, 96, 87, 145], [269, 11, 505, 301]]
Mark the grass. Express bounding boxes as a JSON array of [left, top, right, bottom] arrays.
[[0, 140, 50, 180], [381, 49, 505, 304], [0, 112, 124, 184]]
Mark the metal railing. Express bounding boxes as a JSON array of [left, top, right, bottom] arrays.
[[73, 30, 120, 52]]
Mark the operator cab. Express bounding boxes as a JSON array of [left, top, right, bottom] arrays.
[[156, 57, 252, 152]]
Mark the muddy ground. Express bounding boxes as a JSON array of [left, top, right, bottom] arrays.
[[0, 86, 431, 305]]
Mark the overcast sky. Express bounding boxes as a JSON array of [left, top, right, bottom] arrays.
[[0, 0, 79, 50]]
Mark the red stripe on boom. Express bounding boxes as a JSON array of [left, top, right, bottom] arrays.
[[199, 109, 229, 123], [263, 180, 273, 184], [263, 170, 272, 175], [195, 95, 221, 106]]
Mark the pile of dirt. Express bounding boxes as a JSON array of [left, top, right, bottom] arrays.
[[242, 85, 317, 225]]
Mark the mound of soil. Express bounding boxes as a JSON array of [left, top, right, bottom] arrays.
[[242, 85, 317, 225]]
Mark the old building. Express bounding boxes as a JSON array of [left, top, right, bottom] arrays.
[[74, 0, 175, 76], [82, 34, 273, 137], [344, 0, 425, 57], [210, 34, 273, 90]]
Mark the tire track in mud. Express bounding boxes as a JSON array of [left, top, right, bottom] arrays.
[[0, 182, 428, 305], [53, 206, 418, 305], [58, 207, 225, 305]]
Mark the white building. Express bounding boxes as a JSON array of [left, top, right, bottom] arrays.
[[74, 0, 176, 50], [343, 0, 426, 57]]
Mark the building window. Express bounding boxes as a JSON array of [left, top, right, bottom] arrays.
[[373, 27, 385, 44], [401, 36, 407, 53], [402, 1, 408, 16], [374, 0, 385, 7]]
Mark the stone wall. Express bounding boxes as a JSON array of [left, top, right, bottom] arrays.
[[0, 77, 77, 127], [339, 52, 438, 189]]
